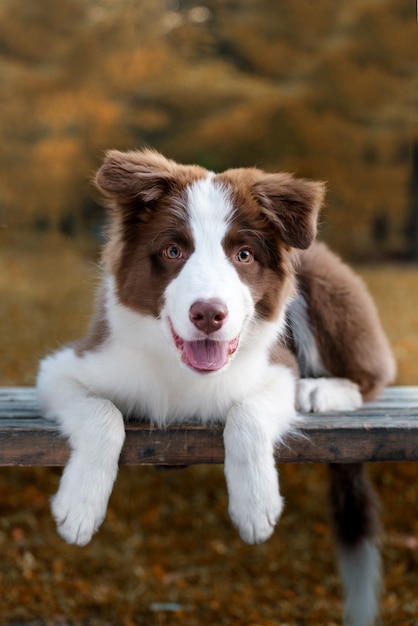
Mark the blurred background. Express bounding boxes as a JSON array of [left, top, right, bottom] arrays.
[[1, 1, 417, 624]]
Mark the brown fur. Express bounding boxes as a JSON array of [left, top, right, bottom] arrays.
[[269, 342, 300, 376], [296, 242, 396, 400], [328, 463, 381, 548], [222, 217, 297, 322], [217, 168, 325, 251], [96, 150, 206, 316], [93, 150, 394, 405], [95, 150, 324, 325], [93, 150, 394, 403], [216, 167, 322, 322], [73, 288, 109, 357]]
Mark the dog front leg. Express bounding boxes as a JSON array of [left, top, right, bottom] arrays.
[[38, 365, 125, 546], [223, 367, 296, 545], [51, 396, 125, 546]]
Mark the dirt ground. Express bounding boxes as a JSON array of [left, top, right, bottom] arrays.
[[1, 233, 418, 625]]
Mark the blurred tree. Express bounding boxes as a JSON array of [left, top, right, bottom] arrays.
[[406, 142, 418, 261], [0, 0, 416, 259]]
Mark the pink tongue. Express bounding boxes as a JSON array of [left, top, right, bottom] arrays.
[[182, 339, 229, 372]]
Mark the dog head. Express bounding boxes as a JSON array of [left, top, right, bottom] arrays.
[[96, 149, 325, 373]]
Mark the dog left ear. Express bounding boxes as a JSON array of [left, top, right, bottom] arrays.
[[253, 173, 325, 249], [95, 149, 178, 205]]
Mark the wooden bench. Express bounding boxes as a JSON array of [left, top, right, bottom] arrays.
[[0, 386, 417, 467]]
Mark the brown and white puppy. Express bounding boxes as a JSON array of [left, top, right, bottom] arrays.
[[37, 150, 395, 626]]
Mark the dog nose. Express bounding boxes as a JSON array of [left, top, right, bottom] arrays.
[[189, 299, 229, 334]]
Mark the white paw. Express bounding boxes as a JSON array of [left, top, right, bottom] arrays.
[[297, 377, 362, 413], [226, 461, 283, 544], [229, 489, 283, 545], [51, 456, 118, 546], [51, 485, 106, 547], [42, 397, 125, 545]]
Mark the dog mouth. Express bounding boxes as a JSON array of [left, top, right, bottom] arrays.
[[170, 322, 239, 373]]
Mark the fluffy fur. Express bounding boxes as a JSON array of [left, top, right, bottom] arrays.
[[37, 149, 395, 626]]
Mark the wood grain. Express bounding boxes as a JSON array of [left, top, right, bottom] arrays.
[[0, 387, 417, 467]]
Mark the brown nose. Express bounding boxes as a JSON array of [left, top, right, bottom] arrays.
[[189, 299, 228, 334]]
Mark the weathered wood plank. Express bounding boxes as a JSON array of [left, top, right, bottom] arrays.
[[0, 387, 417, 466]]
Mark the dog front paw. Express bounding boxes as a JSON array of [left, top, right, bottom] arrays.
[[297, 377, 362, 413], [51, 482, 107, 546], [226, 460, 283, 545], [229, 487, 283, 544], [51, 455, 118, 546], [229, 491, 283, 545]]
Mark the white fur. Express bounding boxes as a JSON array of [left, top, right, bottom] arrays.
[[162, 178, 255, 346], [287, 293, 328, 378], [287, 295, 362, 413], [224, 364, 295, 544], [37, 177, 297, 546], [37, 176, 364, 558], [297, 377, 362, 413], [37, 362, 126, 545], [287, 294, 362, 413], [337, 539, 381, 626]]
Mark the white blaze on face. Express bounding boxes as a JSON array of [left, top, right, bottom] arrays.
[[162, 176, 255, 373]]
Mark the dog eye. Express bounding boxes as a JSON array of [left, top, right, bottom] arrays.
[[163, 245, 183, 260], [236, 248, 254, 264]]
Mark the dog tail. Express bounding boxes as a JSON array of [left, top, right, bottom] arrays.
[[328, 463, 381, 626]]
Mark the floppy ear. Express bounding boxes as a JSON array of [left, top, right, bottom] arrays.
[[252, 172, 325, 249], [95, 149, 177, 204]]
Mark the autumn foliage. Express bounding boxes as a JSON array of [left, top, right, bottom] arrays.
[[1, 0, 417, 259]]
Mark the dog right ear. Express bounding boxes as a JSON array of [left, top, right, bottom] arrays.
[[252, 172, 326, 250], [95, 149, 177, 205]]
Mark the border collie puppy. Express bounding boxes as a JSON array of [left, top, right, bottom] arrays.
[[37, 150, 395, 626]]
